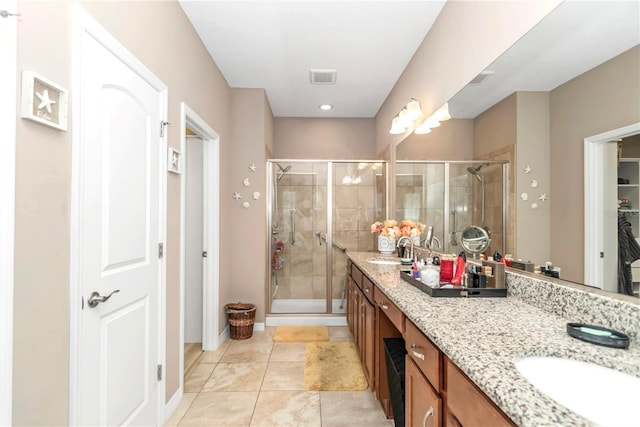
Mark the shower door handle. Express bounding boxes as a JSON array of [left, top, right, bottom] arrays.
[[290, 209, 296, 245]]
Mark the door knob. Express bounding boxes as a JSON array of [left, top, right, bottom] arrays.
[[87, 289, 120, 308]]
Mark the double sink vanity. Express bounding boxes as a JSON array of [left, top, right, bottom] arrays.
[[346, 251, 640, 427]]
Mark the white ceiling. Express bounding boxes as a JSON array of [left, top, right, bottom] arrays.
[[179, 0, 446, 118], [179, 1, 639, 120]]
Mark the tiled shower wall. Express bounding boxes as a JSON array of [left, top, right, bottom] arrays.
[[272, 162, 384, 302]]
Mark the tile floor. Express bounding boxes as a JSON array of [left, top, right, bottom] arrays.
[[165, 326, 394, 427]]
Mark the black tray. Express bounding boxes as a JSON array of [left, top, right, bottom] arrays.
[[399, 271, 507, 298]]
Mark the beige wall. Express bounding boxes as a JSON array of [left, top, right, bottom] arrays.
[[225, 88, 271, 324], [515, 92, 550, 264], [396, 119, 474, 160], [14, 4, 72, 424], [14, 1, 233, 423], [274, 118, 376, 159], [550, 45, 640, 283], [376, 0, 561, 154], [474, 94, 517, 158]]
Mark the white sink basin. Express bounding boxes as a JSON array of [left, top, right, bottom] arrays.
[[515, 356, 640, 427], [366, 258, 401, 265]]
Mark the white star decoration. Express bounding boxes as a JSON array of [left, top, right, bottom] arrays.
[[249, 164, 257, 172], [36, 89, 56, 113], [171, 152, 179, 168], [233, 192, 242, 200], [524, 165, 532, 174], [538, 193, 548, 202]]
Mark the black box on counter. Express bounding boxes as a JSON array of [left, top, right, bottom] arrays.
[[510, 260, 535, 272], [399, 271, 507, 298]]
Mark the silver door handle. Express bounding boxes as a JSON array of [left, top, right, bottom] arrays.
[[88, 290, 120, 308]]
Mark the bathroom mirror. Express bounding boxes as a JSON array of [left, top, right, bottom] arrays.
[[460, 226, 490, 256], [394, 1, 640, 301]]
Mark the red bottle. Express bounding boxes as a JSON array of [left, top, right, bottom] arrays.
[[451, 252, 467, 285]]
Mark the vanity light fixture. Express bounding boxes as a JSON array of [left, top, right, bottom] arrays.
[[389, 98, 425, 134], [414, 122, 432, 134], [319, 104, 333, 111], [406, 98, 423, 121], [412, 102, 451, 136], [389, 115, 406, 134]]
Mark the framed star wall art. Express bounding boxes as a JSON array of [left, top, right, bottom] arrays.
[[21, 71, 69, 131], [167, 147, 182, 174]]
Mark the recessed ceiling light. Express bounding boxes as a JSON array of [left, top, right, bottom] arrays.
[[319, 104, 333, 111]]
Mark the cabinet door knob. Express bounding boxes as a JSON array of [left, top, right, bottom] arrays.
[[378, 302, 388, 310], [410, 343, 426, 360], [422, 406, 434, 427]]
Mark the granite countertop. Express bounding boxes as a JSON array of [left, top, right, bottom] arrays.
[[348, 252, 640, 427]]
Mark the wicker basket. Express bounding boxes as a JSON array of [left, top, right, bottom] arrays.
[[225, 302, 256, 340]]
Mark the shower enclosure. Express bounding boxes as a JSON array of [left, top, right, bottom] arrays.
[[267, 160, 386, 317], [395, 161, 509, 255]]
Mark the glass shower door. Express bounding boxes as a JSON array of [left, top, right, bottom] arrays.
[[270, 161, 327, 314]]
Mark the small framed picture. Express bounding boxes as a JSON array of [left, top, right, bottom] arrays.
[[167, 147, 182, 174], [21, 71, 69, 131]]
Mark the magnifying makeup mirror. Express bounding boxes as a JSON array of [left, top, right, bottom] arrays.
[[460, 225, 491, 257]]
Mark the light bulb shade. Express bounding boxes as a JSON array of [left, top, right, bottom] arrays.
[[435, 103, 451, 121], [414, 122, 432, 134], [398, 107, 414, 129], [425, 117, 441, 128], [406, 98, 423, 121], [389, 116, 406, 134]]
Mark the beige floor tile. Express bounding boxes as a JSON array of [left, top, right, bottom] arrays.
[[261, 361, 305, 390], [164, 392, 197, 426], [178, 391, 258, 427], [250, 390, 321, 427], [200, 340, 231, 364], [184, 364, 216, 393], [202, 362, 267, 392], [221, 340, 273, 363], [270, 342, 307, 362], [329, 326, 354, 342], [319, 391, 393, 427]]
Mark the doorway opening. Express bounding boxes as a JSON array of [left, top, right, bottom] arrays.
[[177, 103, 220, 407], [584, 122, 640, 293]]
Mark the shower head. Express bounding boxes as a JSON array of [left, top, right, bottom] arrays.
[[467, 164, 488, 182], [277, 163, 292, 173], [276, 163, 292, 181]]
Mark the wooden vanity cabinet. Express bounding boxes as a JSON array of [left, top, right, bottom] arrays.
[[404, 319, 443, 427], [347, 263, 375, 390], [444, 358, 515, 427]]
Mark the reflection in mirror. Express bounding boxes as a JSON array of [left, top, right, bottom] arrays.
[[395, 1, 639, 301], [460, 225, 491, 257], [395, 161, 507, 256]]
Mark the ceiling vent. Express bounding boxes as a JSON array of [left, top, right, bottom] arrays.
[[467, 70, 495, 86], [310, 69, 337, 85]]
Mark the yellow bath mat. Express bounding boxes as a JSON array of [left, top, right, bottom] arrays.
[[273, 326, 330, 342], [304, 342, 368, 391]]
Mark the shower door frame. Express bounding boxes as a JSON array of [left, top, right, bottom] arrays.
[[266, 159, 388, 317]]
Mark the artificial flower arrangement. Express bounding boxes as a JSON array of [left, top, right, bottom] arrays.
[[399, 220, 426, 239], [370, 219, 400, 237], [371, 219, 426, 239]]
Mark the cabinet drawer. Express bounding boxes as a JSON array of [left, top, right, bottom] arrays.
[[351, 264, 363, 289], [445, 358, 514, 427], [405, 319, 442, 393], [361, 274, 375, 303], [374, 287, 404, 333]]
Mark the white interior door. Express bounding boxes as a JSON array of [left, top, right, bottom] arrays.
[[75, 21, 165, 426], [0, 0, 17, 424]]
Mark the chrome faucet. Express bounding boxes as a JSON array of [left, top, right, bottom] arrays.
[[397, 236, 415, 260]]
